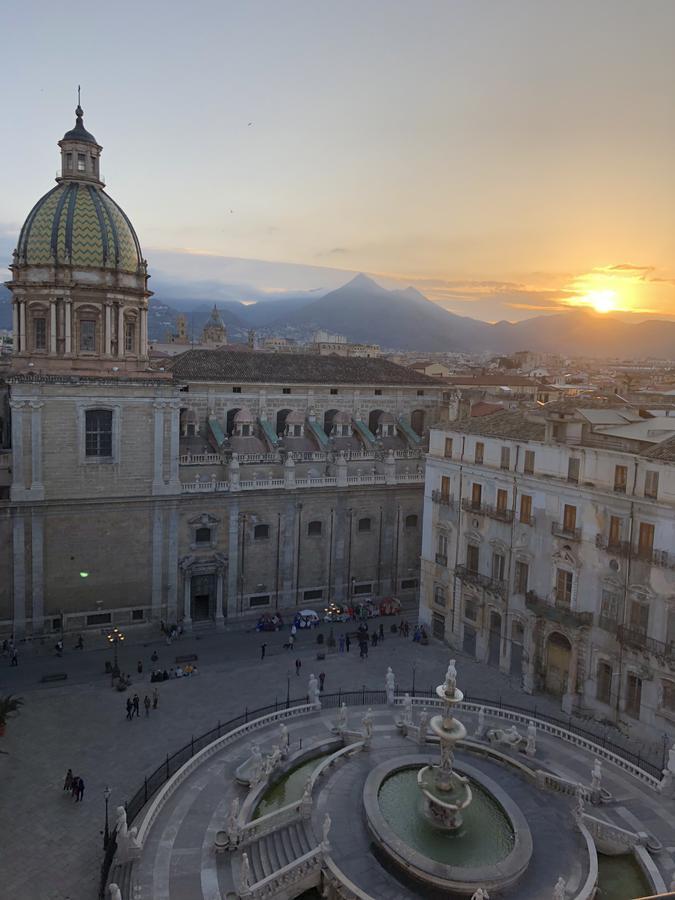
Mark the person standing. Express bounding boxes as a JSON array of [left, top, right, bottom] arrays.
[[10, 648, 18, 666], [63, 769, 73, 792], [71, 776, 80, 800], [295, 658, 302, 676], [260, 642, 267, 661], [132, 693, 140, 718], [126, 697, 133, 720], [77, 777, 85, 802], [345, 634, 351, 653], [319, 672, 326, 692], [338, 635, 345, 653], [379, 623, 384, 642], [153, 687, 159, 709], [144, 695, 151, 717]]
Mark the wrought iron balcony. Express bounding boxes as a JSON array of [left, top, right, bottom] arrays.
[[431, 490, 453, 508], [551, 521, 582, 541], [617, 625, 675, 663], [455, 565, 506, 597], [633, 547, 674, 570], [595, 534, 630, 558], [524, 590, 593, 628], [461, 498, 514, 523], [435, 553, 448, 566]]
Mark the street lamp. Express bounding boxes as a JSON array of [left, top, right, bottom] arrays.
[[107, 627, 125, 676], [103, 785, 112, 849]]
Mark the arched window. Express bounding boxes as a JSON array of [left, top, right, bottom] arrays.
[[358, 517, 371, 533], [307, 520, 322, 536], [405, 514, 418, 528], [85, 409, 113, 457], [195, 527, 211, 544], [254, 523, 270, 540]]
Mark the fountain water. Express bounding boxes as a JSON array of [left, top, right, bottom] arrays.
[[416, 658, 472, 830]]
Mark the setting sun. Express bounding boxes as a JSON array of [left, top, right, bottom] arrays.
[[583, 289, 617, 314]]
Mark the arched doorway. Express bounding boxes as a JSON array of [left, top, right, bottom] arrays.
[[488, 611, 501, 667], [276, 408, 292, 436], [323, 409, 339, 435], [226, 408, 241, 436], [411, 409, 425, 436], [368, 409, 385, 435], [545, 632, 572, 696]]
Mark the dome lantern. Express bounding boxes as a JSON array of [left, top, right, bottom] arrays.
[[58, 97, 103, 186]]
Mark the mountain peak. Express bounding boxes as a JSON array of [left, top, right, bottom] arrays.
[[346, 273, 380, 290]]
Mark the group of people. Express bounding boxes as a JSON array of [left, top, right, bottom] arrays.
[[63, 769, 85, 802], [150, 663, 198, 682], [159, 621, 182, 644], [125, 689, 159, 719]]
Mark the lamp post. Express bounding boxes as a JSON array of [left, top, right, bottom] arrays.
[[103, 785, 112, 849], [107, 627, 125, 677]]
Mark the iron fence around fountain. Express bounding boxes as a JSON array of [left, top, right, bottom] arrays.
[[101, 685, 665, 896]]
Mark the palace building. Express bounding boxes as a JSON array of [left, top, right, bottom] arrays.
[[0, 105, 443, 638]]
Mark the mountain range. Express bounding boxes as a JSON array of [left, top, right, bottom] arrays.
[[2, 274, 674, 358]]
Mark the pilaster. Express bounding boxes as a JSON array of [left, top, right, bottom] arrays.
[[151, 504, 163, 621], [12, 516, 26, 638], [31, 511, 45, 634], [166, 504, 178, 623]]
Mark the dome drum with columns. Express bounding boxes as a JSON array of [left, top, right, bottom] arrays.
[[7, 102, 151, 374]]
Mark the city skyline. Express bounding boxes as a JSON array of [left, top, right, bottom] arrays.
[[2, 0, 674, 323]]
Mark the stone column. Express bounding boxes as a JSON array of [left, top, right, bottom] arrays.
[[151, 505, 163, 622], [19, 302, 26, 352], [29, 401, 44, 498], [182, 569, 192, 630], [152, 402, 166, 492], [49, 303, 57, 354], [12, 302, 19, 351], [10, 401, 25, 495], [64, 301, 72, 354], [216, 571, 225, 631], [168, 403, 180, 491], [31, 511, 44, 634], [227, 502, 240, 617], [117, 304, 125, 358], [166, 505, 178, 623], [13, 516, 26, 638], [104, 304, 112, 356], [140, 308, 148, 357]]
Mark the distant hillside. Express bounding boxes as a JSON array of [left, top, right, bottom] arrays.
[[0, 285, 10, 330]]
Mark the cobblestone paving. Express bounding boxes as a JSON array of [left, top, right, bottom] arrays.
[[0, 616, 668, 900]]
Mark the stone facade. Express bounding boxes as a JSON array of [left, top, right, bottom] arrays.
[[419, 408, 675, 742]]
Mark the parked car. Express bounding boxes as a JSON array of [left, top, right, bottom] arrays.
[[294, 609, 321, 628]]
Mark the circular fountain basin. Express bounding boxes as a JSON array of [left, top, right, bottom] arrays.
[[363, 755, 533, 895]]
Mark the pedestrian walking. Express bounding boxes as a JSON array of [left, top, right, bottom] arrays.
[[260, 642, 267, 661], [137, 660, 143, 674], [345, 634, 351, 653], [151, 650, 159, 663], [291, 624, 297, 638], [338, 635, 345, 653], [289, 634, 295, 649], [126, 697, 133, 720], [295, 658, 302, 676], [153, 687, 159, 709], [144, 694, 151, 717], [319, 672, 326, 692], [132, 693, 140, 717], [63, 768, 73, 792], [379, 623, 384, 641], [76, 635, 84, 650], [10, 648, 18, 666], [71, 776, 80, 800], [77, 777, 85, 802]]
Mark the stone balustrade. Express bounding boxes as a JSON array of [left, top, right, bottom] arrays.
[[241, 846, 324, 900], [238, 797, 309, 847], [180, 471, 423, 493]]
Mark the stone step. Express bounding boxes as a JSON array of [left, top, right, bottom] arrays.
[[247, 841, 265, 884], [271, 828, 286, 869], [287, 822, 303, 859], [257, 831, 273, 878], [297, 821, 312, 855], [279, 823, 295, 863]]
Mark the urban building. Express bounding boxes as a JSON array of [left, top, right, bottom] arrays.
[[420, 403, 675, 741], [0, 105, 444, 639]]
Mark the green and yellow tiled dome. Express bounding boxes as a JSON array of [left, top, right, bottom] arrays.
[[17, 182, 143, 273]]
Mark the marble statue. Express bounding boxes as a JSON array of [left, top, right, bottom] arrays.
[[591, 758, 602, 793], [240, 851, 252, 890], [525, 720, 537, 757], [475, 706, 486, 739], [574, 782, 585, 817], [418, 708, 429, 745], [301, 777, 312, 805], [440, 740, 454, 771], [336, 702, 348, 732], [402, 692, 413, 726], [445, 658, 458, 694], [115, 806, 128, 839], [267, 744, 282, 773], [250, 743, 264, 784], [108, 886, 122, 900], [322, 812, 332, 845], [385, 667, 396, 705], [362, 707, 374, 742], [553, 875, 566, 899], [308, 673, 320, 707], [279, 723, 289, 759], [470, 890, 489, 900], [487, 725, 523, 749], [226, 796, 240, 845]]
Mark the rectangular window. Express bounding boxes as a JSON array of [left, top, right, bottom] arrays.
[[434, 585, 446, 607], [440, 476, 451, 501], [496, 489, 508, 513], [444, 438, 453, 458], [85, 409, 113, 457], [514, 560, 529, 594], [417, 390, 425, 397], [567, 457, 580, 483], [524, 450, 535, 475], [353, 582, 372, 595], [232, 387, 241, 393], [474, 442, 484, 464], [132, 609, 144, 622], [66, 152, 73, 170], [124, 322, 136, 353], [637, 522, 654, 558], [330, 388, 338, 395], [33, 317, 46, 350], [662, 681, 675, 714], [79, 319, 96, 352], [401, 578, 417, 590], [86, 612, 112, 625], [464, 599, 478, 621], [629, 600, 649, 634], [600, 590, 621, 630], [282, 388, 291, 394], [374, 389, 382, 396], [563, 504, 577, 534], [520, 494, 532, 524], [491, 552, 505, 581], [77, 153, 86, 171], [471, 482, 482, 509], [249, 594, 271, 608], [555, 568, 573, 606], [303, 589, 323, 601], [500, 446, 510, 470], [437, 533, 448, 558], [645, 470, 659, 500], [608, 516, 622, 547], [614, 465, 628, 493], [466, 543, 479, 573]]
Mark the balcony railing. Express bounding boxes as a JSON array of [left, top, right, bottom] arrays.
[[633, 547, 674, 570], [435, 553, 448, 566], [551, 521, 582, 541], [595, 534, 630, 558], [518, 513, 535, 527], [617, 625, 675, 663], [455, 565, 506, 597], [461, 498, 514, 523], [431, 490, 453, 507], [525, 590, 593, 628]]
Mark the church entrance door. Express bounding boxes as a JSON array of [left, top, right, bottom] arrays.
[[191, 574, 216, 621]]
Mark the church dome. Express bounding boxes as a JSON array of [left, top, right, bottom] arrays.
[[16, 181, 143, 273]]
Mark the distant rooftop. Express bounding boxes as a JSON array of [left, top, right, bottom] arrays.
[[444, 410, 546, 441]]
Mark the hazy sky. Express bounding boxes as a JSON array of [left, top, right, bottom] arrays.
[[2, 0, 674, 320]]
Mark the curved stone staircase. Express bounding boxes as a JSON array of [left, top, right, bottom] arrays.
[[241, 819, 315, 883]]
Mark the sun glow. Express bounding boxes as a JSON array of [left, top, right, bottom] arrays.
[[582, 289, 617, 314]]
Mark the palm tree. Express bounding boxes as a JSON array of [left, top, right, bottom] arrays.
[[0, 695, 24, 735]]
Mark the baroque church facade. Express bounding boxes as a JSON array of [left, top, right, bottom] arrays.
[[0, 107, 443, 638]]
